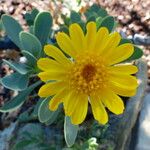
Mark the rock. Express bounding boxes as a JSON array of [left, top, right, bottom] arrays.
[[0, 122, 17, 150], [136, 94, 150, 150]]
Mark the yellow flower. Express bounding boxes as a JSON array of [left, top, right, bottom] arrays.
[[37, 22, 138, 125]]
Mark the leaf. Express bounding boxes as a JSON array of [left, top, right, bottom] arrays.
[[1, 72, 29, 91], [31, 8, 39, 19], [96, 17, 103, 29], [99, 16, 115, 32], [12, 140, 33, 150], [0, 81, 41, 112], [97, 8, 107, 18], [119, 39, 143, 62], [19, 31, 42, 58], [1, 14, 23, 49], [70, 11, 81, 23], [124, 46, 143, 62], [38, 97, 60, 124], [90, 4, 100, 12], [33, 12, 52, 47], [25, 9, 39, 26], [45, 107, 60, 125], [119, 38, 132, 45], [3, 59, 29, 75], [22, 50, 37, 67], [24, 12, 33, 26], [64, 116, 79, 147], [87, 15, 96, 22], [31, 99, 43, 118]]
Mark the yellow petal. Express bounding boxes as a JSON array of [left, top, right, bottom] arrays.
[[102, 32, 121, 57], [56, 32, 76, 58], [90, 94, 108, 125], [71, 94, 88, 125], [38, 81, 65, 97], [95, 27, 109, 54], [109, 74, 138, 89], [108, 82, 137, 97], [85, 22, 97, 51], [109, 65, 138, 75], [107, 43, 134, 65], [38, 70, 67, 82], [49, 87, 68, 111], [44, 45, 71, 65], [64, 91, 80, 116], [101, 89, 125, 115], [69, 23, 85, 51], [37, 58, 65, 71]]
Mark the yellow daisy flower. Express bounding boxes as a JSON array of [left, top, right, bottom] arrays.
[[37, 22, 138, 125]]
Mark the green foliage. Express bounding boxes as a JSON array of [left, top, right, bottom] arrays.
[[38, 97, 60, 124], [64, 116, 79, 147], [70, 11, 81, 23], [0, 19, 4, 32], [3, 59, 29, 75], [119, 38, 143, 62], [1, 15, 23, 49], [24, 8, 39, 26], [99, 16, 115, 32], [0, 81, 41, 112], [84, 4, 107, 21], [125, 46, 143, 62], [19, 31, 42, 58], [0, 72, 29, 91], [33, 12, 52, 47], [80, 138, 98, 150], [12, 124, 51, 150], [21, 50, 37, 67]]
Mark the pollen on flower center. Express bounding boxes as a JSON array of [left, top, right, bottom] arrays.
[[82, 64, 96, 82], [68, 53, 108, 94]]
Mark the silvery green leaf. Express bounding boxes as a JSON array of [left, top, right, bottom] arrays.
[[33, 12, 52, 47], [0, 81, 41, 112], [1, 14, 23, 49], [64, 116, 79, 147], [38, 97, 60, 124], [1, 72, 29, 91], [3, 59, 29, 75], [19, 31, 42, 58]]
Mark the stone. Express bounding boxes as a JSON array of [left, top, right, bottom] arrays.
[[136, 94, 150, 150]]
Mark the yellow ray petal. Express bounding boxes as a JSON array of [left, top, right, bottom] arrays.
[[71, 94, 88, 125], [108, 82, 137, 97], [38, 81, 66, 97], [38, 70, 67, 82], [44, 45, 71, 65], [64, 91, 85, 116], [95, 27, 109, 54], [37, 58, 65, 71], [49, 87, 68, 111], [85, 22, 97, 51], [101, 89, 125, 115], [109, 74, 138, 89], [107, 43, 134, 65], [109, 65, 138, 75], [90, 94, 108, 125], [69, 23, 85, 52], [101, 32, 121, 56], [56, 32, 76, 58]]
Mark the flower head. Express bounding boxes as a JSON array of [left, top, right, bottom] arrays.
[[37, 22, 138, 125]]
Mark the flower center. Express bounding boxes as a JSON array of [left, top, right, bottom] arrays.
[[68, 53, 108, 94], [82, 64, 96, 82]]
